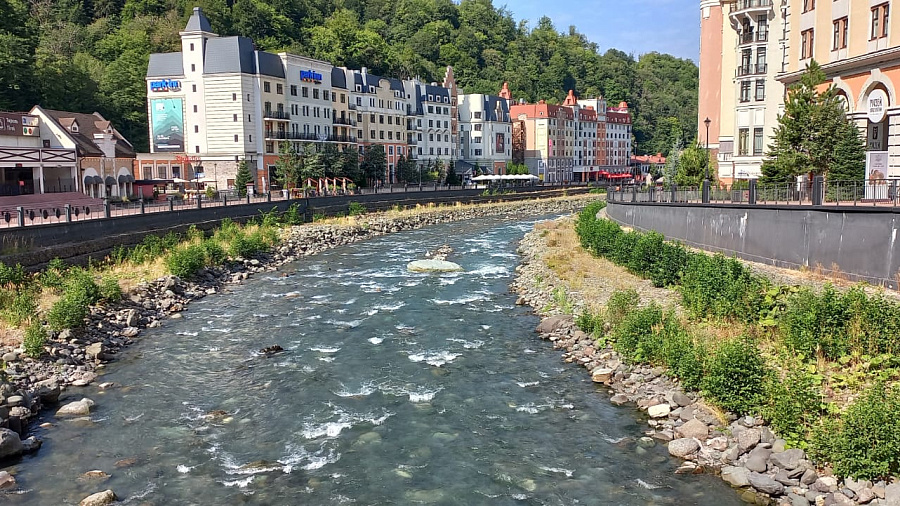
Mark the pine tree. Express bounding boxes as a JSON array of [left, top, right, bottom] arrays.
[[761, 61, 863, 184], [234, 159, 253, 197], [829, 121, 866, 181]]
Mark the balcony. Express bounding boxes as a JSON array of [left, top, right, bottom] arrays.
[[265, 131, 314, 141], [733, 0, 772, 10], [263, 110, 290, 121], [333, 117, 357, 127], [740, 31, 768, 44], [736, 63, 768, 77], [348, 103, 357, 110]]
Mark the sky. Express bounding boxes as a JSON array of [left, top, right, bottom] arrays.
[[505, 0, 700, 62]]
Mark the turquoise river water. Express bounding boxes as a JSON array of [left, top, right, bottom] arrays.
[[4, 216, 742, 505]]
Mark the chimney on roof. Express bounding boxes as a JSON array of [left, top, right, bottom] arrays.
[[499, 82, 512, 100], [563, 89, 577, 106], [361, 67, 368, 75]]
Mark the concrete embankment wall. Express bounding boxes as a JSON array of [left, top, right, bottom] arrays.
[[1, 187, 587, 268], [606, 201, 900, 289]]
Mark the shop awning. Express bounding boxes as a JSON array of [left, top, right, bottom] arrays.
[[118, 174, 134, 184]]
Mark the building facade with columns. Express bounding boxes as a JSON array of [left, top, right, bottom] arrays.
[[700, 0, 900, 184], [777, 0, 900, 180]]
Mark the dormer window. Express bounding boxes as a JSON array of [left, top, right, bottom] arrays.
[[70, 122, 79, 133]]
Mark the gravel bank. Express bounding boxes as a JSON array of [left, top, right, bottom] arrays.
[[512, 215, 898, 506]]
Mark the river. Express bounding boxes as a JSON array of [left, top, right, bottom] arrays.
[[6, 215, 741, 505]]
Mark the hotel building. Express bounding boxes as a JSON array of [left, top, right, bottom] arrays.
[[458, 85, 512, 174]]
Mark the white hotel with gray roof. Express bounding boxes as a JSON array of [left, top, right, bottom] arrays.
[[145, 7, 514, 189]]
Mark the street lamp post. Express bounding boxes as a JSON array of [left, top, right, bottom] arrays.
[[703, 117, 711, 203]]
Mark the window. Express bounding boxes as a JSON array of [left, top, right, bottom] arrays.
[[276, 83, 283, 94], [193, 105, 198, 113], [740, 81, 751, 102], [341, 94, 346, 104], [233, 93, 237, 101], [302, 87, 309, 98], [872, 4, 889, 40], [834, 17, 848, 50], [290, 85, 297, 96], [195, 145, 200, 153], [801, 29, 814, 59], [194, 125, 199, 133], [756, 48, 766, 72], [474, 124, 482, 131], [233, 114, 238, 122], [802, 0, 814, 13], [474, 112, 482, 119], [324, 90, 330, 101], [755, 79, 766, 101], [313, 89, 319, 99], [192, 84, 197, 92], [753, 128, 764, 155], [234, 134, 239, 142], [191, 64, 195, 72], [190, 43, 195, 51], [738, 128, 749, 156], [370, 130, 375, 139], [264, 82, 271, 93]]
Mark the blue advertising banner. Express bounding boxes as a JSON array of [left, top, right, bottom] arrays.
[[151, 98, 184, 152]]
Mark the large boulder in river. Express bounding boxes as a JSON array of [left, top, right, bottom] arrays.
[[535, 315, 574, 334], [407, 259, 463, 273], [56, 398, 95, 417], [79, 489, 117, 506], [0, 428, 23, 460]]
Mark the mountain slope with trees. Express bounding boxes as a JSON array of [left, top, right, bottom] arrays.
[[0, 0, 699, 155]]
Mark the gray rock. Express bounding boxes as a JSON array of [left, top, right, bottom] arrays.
[[1, 352, 17, 363], [672, 391, 692, 407], [721, 466, 750, 488], [0, 428, 23, 459], [667, 438, 700, 458], [805, 491, 825, 504], [0, 471, 15, 489], [125, 309, 139, 327], [738, 428, 761, 453], [885, 483, 900, 505], [121, 327, 139, 338], [675, 419, 709, 440], [5, 395, 23, 407], [85, 343, 104, 359], [21, 436, 41, 453], [56, 398, 94, 417], [856, 488, 876, 504], [801, 468, 818, 485], [748, 471, 784, 495], [760, 426, 775, 444], [610, 394, 629, 405], [78, 489, 117, 506], [647, 404, 670, 418], [786, 492, 808, 506], [774, 469, 799, 486], [769, 448, 805, 470], [535, 315, 573, 334], [745, 447, 772, 473], [772, 439, 787, 453]]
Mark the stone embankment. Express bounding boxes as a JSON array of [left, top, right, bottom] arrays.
[[512, 220, 899, 506], [0, 196, 591, 494]]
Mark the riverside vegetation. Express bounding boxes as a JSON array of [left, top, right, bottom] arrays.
[[574, 201, 900, 482]]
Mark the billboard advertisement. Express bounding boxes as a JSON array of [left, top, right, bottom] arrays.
[[865, 151, 890, 200], [151, 98, 184, 152], [496, 133, 505, 154]]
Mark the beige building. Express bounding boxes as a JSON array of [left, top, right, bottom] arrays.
[[701, 0, 900, 184], [698, 0, 787, 184]]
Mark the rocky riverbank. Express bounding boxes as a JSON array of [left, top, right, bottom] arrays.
[[512, 217, 899, 506], [0, 195, 592, 495]]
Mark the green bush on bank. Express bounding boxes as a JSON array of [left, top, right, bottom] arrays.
[[576, 206, 900, 478], [0, 262, 26, 287], [810, 383, 900, 480], [23, 322, 47, 358]]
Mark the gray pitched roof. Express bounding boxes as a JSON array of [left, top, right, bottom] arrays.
[[184, 7, 212, 33], [41, 109, 136, 158], [331, 67, 347, 89], [147, 52, 185, 78], [484, 95, 509, 122], [204, 37, 256, 74], [256, 50, 285, 78]]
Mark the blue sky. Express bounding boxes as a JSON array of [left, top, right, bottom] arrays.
[[504, 0, 699, 62]]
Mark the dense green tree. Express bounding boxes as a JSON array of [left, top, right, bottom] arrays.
[[360, 144, 386, 185], [274, 141, 302, 189], [761, 61, 865, 183], [234, 159, 253, 197], [396, 154, 418, 183], [675, 142, 714, 187]]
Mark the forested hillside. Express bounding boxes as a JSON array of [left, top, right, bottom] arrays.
[[0, 0, 699, 155]]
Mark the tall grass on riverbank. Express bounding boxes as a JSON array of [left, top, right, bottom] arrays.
[[574, 201, 900, 480]]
